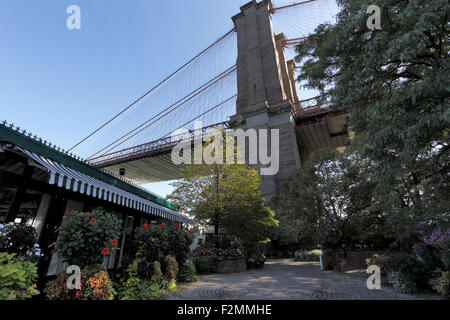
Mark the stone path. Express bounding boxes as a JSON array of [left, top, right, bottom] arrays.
[[167, 259, 441, 300]]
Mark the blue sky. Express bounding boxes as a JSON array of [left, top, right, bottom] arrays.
[[0, 0, 338, 198]]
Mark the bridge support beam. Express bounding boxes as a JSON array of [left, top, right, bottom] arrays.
[[229, 0, 301, 198]]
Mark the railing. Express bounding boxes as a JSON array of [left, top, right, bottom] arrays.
[[291, 95, 332, 121], [89, 122, 230, 167], [89, 94, 340, 167]]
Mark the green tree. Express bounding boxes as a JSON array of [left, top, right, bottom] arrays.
[[294, 0, 449, 245], [167, 133, 277, 249], [272, 148, 396, 251]]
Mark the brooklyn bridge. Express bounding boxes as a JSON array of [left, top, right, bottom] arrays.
[[64, 0, 349, 196]]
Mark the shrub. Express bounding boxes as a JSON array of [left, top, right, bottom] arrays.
[[0, 252, 39, 300], [412, 243, 442, 270], [417, 222, 450, 251], [134, 223, 193, 268], [117, 277, 160, 300], [81, 265, 115, 300], [387, 271, 417, 294], [135, 254, 153, 281], [44, 265, 114, 300], [150, 261, 163, 283], [134, 225, 167, 263], [385, 253, 429, 290], [194, 256, 214, 274], [0, 223, 42, 263], [126, 259, 139, 277], [163, 255, 179, 280], [168, 279, 177, 291], [439, 250, 450, 270], [246, 246, 266, 269], [166, 224, 194, 265], [321, 250, 346, 271], [44, 272, 74, 300], [429, 270, 449, 298], [0, 224, 7, 249], [135, 258, 163, 283], [54, 210, 122, 268], [194, 247, 244, 262], [365, 254, 390, 275], [116, 260, 160, 300], [178, 261, 198, 283], [294, 250, 322, 262]]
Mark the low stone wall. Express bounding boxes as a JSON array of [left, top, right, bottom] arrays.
[[216, 259, 247, 274]]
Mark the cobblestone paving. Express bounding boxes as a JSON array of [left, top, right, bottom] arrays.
[[167, 259, 441, 300]]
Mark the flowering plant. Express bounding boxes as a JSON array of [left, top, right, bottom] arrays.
[[83, 268, 114, 300], [417, 220, 450, 251], [44, 264, 114, 300], [133, 223, 194, 270], [53, 210, 122, 267]]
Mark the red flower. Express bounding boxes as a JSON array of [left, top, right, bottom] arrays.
[[86, 212, 91, 218], [183, 238, 187, 243], [75, 290, 82, 299], [142, 224, 149, 229], [175, 223, 180, 228], [111, 239, 118, 247], [89, 218, 97, 225], [67, 210, 74, 217], [101, 248, 110, 256], [158, 224, 164, 229], [189, 232, 193, 235]]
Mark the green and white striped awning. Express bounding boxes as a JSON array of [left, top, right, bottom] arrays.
[[20, 148, 192, 224]]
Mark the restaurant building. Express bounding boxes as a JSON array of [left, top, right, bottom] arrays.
[[0, 121, 192, 278]]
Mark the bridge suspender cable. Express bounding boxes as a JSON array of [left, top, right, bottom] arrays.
[[67, 27, 236, 153], [87, 66, 237, 160], [160, 94, 237, 139], [271, 0, 317, 12], [88, 67, 237, 160], [89, 94, 238, 163]]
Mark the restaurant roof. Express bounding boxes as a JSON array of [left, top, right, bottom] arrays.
[[0, 121, 193, 224]]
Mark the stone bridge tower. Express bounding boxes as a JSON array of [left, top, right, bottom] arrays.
[[229, 0, 302, 197]]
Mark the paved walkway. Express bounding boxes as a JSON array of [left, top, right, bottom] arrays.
[[168, 259, 440, 300]]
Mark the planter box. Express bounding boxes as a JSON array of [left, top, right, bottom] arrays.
[[216, 259, 247, 274]]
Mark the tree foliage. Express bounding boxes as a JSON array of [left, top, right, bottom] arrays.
[[167, 134, 277, 249], [272, 148, 397, 251], [295, 0, 449, 206], [287, 0, 449, 250]]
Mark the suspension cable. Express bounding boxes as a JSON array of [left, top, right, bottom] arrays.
[[160, 94, 237, 139], [67, 27, 236, 153], [272, 0, 317, 12], [87, 67, 237, 160], [89, 95, 237, 163]]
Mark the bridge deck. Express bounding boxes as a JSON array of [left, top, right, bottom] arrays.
[[89, 122, 229, 183], [90, 101, 349, 184]]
